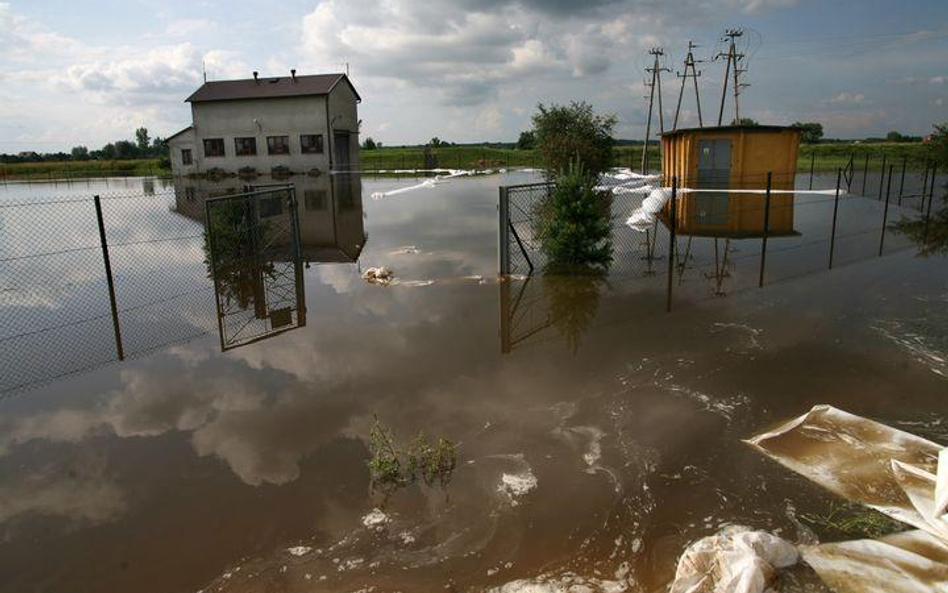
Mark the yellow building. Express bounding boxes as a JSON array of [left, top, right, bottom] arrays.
[[661, 125, 801, 190]]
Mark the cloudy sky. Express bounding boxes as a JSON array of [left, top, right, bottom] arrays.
[[1, 0, 947, 152]]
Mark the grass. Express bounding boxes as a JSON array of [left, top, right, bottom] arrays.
[[367, 415, 457, 492], [800, 502, 907, 539], [0, 142, 935, 181]]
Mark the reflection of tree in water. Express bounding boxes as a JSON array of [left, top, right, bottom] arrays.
[[543, 268, 608, 353], [891, 197, 948, 257], [203, 200, 276, 313]]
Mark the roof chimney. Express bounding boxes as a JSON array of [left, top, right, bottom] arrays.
[[291, 69, 297, 81], [253, 71, 259, 83]]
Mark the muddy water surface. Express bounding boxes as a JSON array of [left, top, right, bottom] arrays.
[[0, 173, 945, 592]]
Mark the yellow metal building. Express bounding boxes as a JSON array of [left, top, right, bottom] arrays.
[[661, 125, 801, 190]]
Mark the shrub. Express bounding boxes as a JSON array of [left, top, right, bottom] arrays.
[[237, 166, 258, 179], [533, 160, 613, 273], [271, 165, 292, 178], [367, 415, 457, 492], [532, 101, 616, 178]]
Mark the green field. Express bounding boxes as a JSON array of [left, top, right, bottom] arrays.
[[0, 142, 935, 181]]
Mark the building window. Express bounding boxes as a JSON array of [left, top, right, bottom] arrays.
[[181, 148, 192, 165], [234, 137, 257, 156], [300, 134, 323, 154], [267, 135, 290, 155], [203, 138, 225, 157]]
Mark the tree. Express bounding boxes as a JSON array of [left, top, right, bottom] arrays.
[[135, 127, 150, 152], [886, 131, 907, 142], [70, 146, 89, 160], [928, 122, 948, 168], [792, 122, 824, 144], [733, 117, 759, 126], [114, 140, 137, 159], [516, 130, 536, 150], [532, 101, 616, 177], [362, 137, 378, 150], [429, 137, 444, 147]]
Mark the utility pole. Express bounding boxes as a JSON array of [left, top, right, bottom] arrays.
[[642, 47, 671, 173], [716, 29, 746, 126], [673, 41, 704, 130]]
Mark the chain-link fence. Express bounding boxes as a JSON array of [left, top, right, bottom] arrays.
[[498, 168, 944, 352], [0, 184, 304, 395]]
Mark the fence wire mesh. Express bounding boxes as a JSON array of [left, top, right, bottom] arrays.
[[0, 183, 304, 395]]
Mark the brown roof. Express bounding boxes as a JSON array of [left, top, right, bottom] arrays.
[[186, 73, 361, 103]]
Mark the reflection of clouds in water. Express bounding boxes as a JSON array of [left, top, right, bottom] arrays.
[[0, 456, 125, 526]]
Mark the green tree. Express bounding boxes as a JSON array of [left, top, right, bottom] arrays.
[[532, 102, 616, 177], [70, 145, 89, 160], [516, 130, 536, 150], [114, 140, 137, 159], [429, 137, 444, 147], [733, 117, 759, 126], [135, 127, 150, 152], [533, 160, 613, 272], [886, 131, 907, 142], [792, 122, 824, 144], [362, 137, 378, 150], [927, 122, 948, 167]]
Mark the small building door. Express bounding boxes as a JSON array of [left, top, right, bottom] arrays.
[[334, 133, 350, 171], [696, 139, 731, 227]]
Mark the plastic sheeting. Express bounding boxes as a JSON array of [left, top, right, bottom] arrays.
[[746, 404, 948, 593], [670, 525, 799, 593]]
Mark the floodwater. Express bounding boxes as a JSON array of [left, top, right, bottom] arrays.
[[0, 171, 946, 593]]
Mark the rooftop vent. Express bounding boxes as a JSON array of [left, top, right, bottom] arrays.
[[253, 71, 259, 83], [291, 69, 297, 81]]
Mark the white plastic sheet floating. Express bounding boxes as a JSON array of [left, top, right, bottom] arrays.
[[370, 169, 479, 200], [596, 168, 661, 195], [625, 187, 672, 231], [746, 404, 948, 593], [670, 525, 799, 593]]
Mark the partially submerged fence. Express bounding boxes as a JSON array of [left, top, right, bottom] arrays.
[[498, 166, 943, 352], [0, 184, 304, 394]]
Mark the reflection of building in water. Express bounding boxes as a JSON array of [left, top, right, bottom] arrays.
[[673, 191, 798, 238], [171, 174, 366, 265]]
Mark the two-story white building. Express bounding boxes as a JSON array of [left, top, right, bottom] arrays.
[[167, 70, 360, 176]]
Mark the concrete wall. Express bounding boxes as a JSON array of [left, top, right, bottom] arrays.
[[167, 128, 199, 176], [327, 81, 360, 171]]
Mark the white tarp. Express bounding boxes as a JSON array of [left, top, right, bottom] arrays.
[[745, 404, 948, 593]]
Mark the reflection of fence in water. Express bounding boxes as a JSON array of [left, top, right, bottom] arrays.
[[499, 169, 943, 353], [0, 185, 307, 395]]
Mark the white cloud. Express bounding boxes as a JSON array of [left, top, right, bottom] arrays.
[[827, 91, 866, 104]]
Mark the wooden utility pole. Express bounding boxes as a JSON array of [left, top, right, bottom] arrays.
[[642, 47, 670, 173], [716, 29, 745, 126], [673, 41, 703, 130]]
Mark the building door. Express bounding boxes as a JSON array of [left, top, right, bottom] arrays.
[[696, 139, 731, 227], [334, 133, 350, 171]]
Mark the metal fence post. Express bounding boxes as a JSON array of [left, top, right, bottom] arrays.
[[861, 154, 869, 195], [94, 195, 124, 360], [498, 187, 510, 275], [287, 186, 307, 327], [808, 153, 815, 190], [920, 162, 932, 212], [924, 165, 937, 242], [666, 177, 677, 312], [828, 168, 842, 269], [759, 172, 772, 288], [897, 155, 907, 206], [879, 164, 894, 256], [877, 153, 887, 200]]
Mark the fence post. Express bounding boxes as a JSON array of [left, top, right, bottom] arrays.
[[879, 164, 894, 256], [94, 195, 124, 360], [924, 165, 937, 242], [861, 154, 869, 195], [828, 168, 842, 269], [759, 172, 772, 288], [877, 153, 887, 200], [897, 155, 907, 206], [920, 162, 932, 212], [808, 153, 815, 190], [666, 177, 677, 312], [498, 186, 510, 275]]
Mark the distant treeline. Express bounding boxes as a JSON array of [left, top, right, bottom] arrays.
[[1, 127, 168, 164]]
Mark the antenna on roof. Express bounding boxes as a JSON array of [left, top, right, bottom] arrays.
[[202, 60, 207, 83], [346, 62, 350, 77], [253, 71, 259, 84]]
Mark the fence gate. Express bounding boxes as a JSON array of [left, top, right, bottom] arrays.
[[205, 186, 306, 350]]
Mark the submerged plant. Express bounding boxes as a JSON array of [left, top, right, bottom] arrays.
[[367, 416, 457, 492], [800, 502, 906, 539]]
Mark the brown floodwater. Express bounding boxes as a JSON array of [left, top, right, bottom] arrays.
[[0, 172, 945, 593]]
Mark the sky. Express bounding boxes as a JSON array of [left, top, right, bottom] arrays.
[[1, 0, 947, 153]]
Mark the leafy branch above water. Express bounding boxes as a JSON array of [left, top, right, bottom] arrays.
[[367, 415, 457, 491]]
